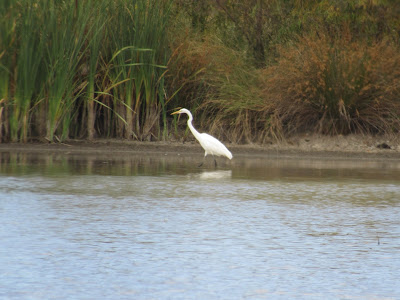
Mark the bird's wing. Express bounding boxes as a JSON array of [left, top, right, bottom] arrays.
[[199, 133, 232, 159]]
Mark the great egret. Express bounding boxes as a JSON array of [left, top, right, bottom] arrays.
[[171, 108, 233, 167]]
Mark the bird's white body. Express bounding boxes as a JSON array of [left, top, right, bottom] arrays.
[[196, 132, 233, 159], [171, 108, 233, 162]]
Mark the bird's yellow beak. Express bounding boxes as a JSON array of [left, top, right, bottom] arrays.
[[171, 110, 180, 115]]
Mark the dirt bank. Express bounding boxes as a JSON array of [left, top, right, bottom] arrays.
[[1, 134, 400, 161]]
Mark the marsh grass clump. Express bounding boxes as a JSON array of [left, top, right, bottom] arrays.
[[167, 35, 268, 144], [201, 62, 268, 143], [43, 0, 94, 142], [103, 0, 172, 141], [0, 0, 100, 142], [0, 0, 173, 143], [263, 34, 400, 138]]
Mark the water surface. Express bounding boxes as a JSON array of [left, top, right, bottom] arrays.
[[1, 151, 399, 299]]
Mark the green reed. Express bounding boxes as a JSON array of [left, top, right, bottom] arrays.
[[106, 1, 140, 139], [104, 0, 171, 140], [0, 0, 96, 142], [43, 0, 93, 141], [4, 0, 186, 142], [134, 0, 171, 140], [85, 0, 108, 140], [11, 2, 47, 142], [0, 0, 16, 140], [0, 0, 173, 142]]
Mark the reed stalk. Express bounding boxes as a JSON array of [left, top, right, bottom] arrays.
[[0, 0, 16, 141], [12, 2, 48, 142], [43, 0, 92, 141], [104, 0, 171, 140], [86, 0, 108, 140], [135, 0, 171, 140]]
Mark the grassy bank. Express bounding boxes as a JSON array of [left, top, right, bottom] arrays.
[[1, 0, 400, 143]]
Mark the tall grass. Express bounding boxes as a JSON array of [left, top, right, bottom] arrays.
[[43, 0, 94, 142], [0, 0, 16, 141], [102, 0, 171, 141], [12, 3, 47, 142], [0, 0, 173, 143], [85, 0, 108, 140], [167, 35, 269, 143], [200, 38, 266, 143]]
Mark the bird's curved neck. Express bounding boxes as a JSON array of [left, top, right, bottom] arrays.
[[186, 113, 202, 140]]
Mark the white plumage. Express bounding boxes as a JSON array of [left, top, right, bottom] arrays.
[[171, 108, 232, 166]]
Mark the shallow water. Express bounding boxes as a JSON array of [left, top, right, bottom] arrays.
[[0, 151, 399, 299]]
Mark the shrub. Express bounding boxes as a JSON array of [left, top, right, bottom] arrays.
[[262, 34, 400, 138]]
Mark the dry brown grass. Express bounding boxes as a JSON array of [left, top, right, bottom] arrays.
[[262, 34, 400, 138], [166, 34, 218, 110]]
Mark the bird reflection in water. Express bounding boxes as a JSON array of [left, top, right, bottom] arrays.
[[198, 170, 232, 180]]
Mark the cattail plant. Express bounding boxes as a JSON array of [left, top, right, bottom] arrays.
[[104, 0, 171, 140], [43, 0, 93, 141], [0, 0, 16, 141], [11, 3, 47, 142]]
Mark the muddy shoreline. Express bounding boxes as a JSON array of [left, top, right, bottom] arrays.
[[1, 134, 400, 161]]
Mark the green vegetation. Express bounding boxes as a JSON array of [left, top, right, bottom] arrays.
[[1, 0, 400, 143]]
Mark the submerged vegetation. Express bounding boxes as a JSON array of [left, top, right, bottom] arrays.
[[1, 0, 400, 143]]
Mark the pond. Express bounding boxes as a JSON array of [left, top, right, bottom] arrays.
[[0, 150, 399, 299]]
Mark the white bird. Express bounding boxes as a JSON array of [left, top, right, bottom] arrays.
[[171, 108, 233, 167]]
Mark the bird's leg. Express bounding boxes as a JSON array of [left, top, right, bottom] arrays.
[[198, 155, 206, 167], [214, 157, 217, 168]]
